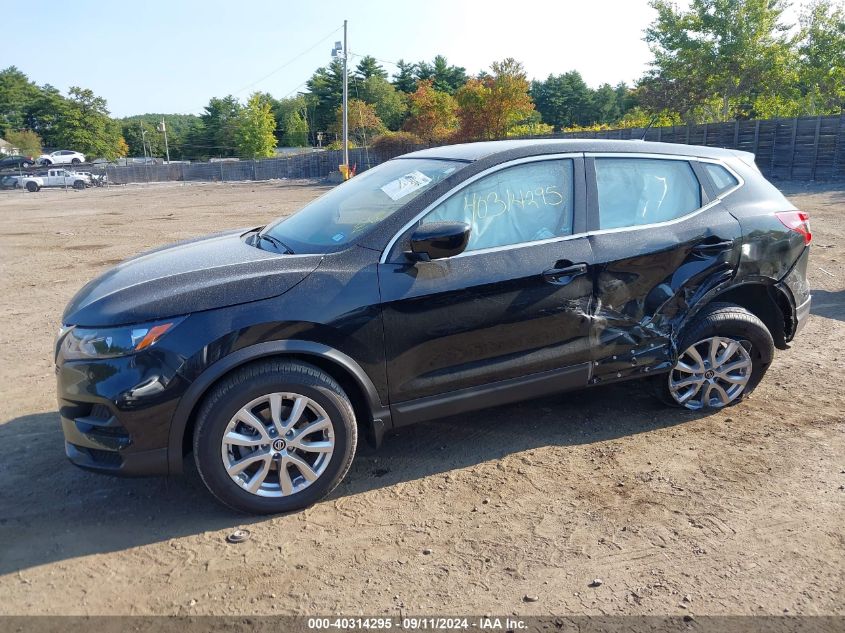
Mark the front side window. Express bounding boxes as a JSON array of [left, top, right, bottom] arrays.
[[261, 158, 467, 254], [595, 158, 701, 229], [420, 159, 574, 252]]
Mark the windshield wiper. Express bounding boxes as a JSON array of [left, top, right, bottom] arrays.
[[256, 232, 294, 254]]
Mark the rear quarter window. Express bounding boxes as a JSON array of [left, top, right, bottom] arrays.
[[702, 162, 739, 194], [595, 157, 702, 229]]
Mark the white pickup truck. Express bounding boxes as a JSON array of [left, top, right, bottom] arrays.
[[18, 169, 90, 192]]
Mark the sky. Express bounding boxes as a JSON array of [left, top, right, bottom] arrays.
[[2, 0, 667, 118]]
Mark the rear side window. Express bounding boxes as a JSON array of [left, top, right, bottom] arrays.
[[702, 162, 739, 194], [595, 158, 701, 229], [422, 159, 574, 252]]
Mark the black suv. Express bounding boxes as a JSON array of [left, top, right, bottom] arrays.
[[56, 140, 812, 514]]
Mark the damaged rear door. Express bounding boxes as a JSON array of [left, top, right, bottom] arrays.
[[584, 154, 743, 384]]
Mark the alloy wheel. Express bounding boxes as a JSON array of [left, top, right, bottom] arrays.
[[220, 392, 335, 497], [668, 336, 752, 409]]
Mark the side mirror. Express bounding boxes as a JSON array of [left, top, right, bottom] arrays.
[[407, 222, 470, 261]]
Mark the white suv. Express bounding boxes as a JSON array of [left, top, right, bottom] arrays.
[[37, 150, 86, 166]]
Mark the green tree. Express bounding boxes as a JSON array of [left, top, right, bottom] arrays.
[[0, 67, 42, 136], [182, 120, 210, 160], [119, 113, 200, 160], [235, 93, 278, 158], [354, 55, 388, 80], [644, 0, 794, 121], [48, 87, 125, 159], [403, 79, 458, 143], [591, 82, 634, 124], [415, 55, 468, 94], [355, 75, 407, 130], [196, 95, 241, 157], [121, 121, 163, 158], [306, 59, 345, 136], [530, 71, 594, 130], [4, 129, 42, 156], [0, 69, 75, 148], [455, 59, 536, 141], [507, 118, 554, 137], [332, 99, 385, 146], [796, 0, 845, 113], [272, 95, 310, 146], [283, 110, 309, 146], [22, 85, 66, 147], [392, 59, 418, 93]]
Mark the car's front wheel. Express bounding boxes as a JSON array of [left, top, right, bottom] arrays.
[[659, 303, 774, 410], [193, 360, 358, 514]]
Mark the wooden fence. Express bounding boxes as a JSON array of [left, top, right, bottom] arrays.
[[98, 147, 378, 185], [95, 114, 845, 185], [554, 113, 845, 181]]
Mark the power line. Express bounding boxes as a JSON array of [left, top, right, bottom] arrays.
[[347, 51, 401, 71], [185, 25, 343, 114], [230, 25, 344, 96], [279, 80, 310, 100]]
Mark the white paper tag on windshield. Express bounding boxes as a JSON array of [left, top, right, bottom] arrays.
[[380, 170, 432, 201]]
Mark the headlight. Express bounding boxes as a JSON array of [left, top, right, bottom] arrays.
[[60, 317, 185, 360]]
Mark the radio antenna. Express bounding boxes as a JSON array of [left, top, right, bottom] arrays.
[[640, 115, 659, 141]]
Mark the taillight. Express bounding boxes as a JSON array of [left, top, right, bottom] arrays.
[[776, 211, 812, 245]]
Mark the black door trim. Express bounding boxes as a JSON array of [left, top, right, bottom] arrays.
[[390, 362, 592, 428]]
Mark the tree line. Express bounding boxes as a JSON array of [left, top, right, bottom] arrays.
[[1, 0, 842, 162]]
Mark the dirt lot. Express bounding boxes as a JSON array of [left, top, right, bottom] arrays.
[[0, 180, 842, 616]]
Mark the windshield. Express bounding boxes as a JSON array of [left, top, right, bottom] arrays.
[[260, 158, 468, 253]]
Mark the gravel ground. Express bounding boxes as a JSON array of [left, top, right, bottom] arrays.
[[0, 179, 842, 616]]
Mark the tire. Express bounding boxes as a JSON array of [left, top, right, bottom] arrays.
[[71, 158, 81, 165], [193, 360, 358, 514], [657, 302, 774, 410], [73, 180, 85, 190], [41, 159, 51, 166], [25, 181, 39, 192]]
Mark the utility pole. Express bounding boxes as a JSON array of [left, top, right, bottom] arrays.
[[158, 118, 171, 164], [342, 19, 349, 170], [141, 127, 150, 182], [330, 22, 350, 176]]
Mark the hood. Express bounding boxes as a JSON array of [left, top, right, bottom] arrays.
[[63, 229, 322, 327]]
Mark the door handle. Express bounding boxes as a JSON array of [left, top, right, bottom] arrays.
[[692, 239, 734, 253], [542, 261, 588, 284]]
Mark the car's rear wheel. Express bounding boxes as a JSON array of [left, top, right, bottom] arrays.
[[73, 180, 85, 190], [71, 158, 81, 165], [193, 360, 357, 514], [658, 303, 774, 410], [25, 181, 39, 192]]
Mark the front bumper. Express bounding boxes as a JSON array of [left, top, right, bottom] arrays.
[[64, 441, 169, 476], [56, 348, 187, 477]]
